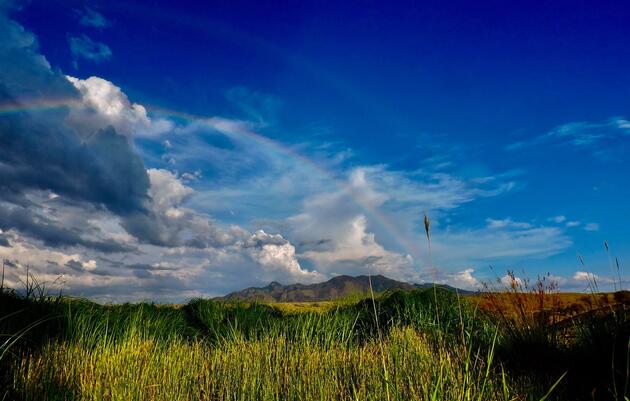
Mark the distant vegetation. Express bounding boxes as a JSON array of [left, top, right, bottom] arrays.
[[0, 271, 629, 400]]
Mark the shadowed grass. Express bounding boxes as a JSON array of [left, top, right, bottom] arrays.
[[479, 271, 630, 400]]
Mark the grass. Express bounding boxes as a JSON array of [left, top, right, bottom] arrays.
[[476, 271, 630, 400], [0, 269, 628, 400], [0, 285, 533, 401], [10, 327, 517, 401], [267, 301, 337, 314]]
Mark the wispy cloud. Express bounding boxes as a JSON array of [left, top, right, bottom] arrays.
[[549, 215, 566, 223], [486, 218, 532, 229], [225, 86, 281, 125], [75, 7, 108, 28], [547, 216, 585, 229], [430, 220, 572, 264], [584, 223, 600, 231], [68, 34, 112, 67], [506, 117, 630, 158]]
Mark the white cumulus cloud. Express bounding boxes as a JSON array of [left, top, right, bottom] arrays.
[[66, 75, 173, 138]]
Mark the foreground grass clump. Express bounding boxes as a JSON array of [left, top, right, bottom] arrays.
[[11, 328, 516, 401]]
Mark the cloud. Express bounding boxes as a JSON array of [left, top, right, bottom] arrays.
[[0, 11, 182, 252], [68, 34, 112, 66], [430, 220, 572, 263], [445, 268, 480, 289], [356, 166, 515, 213], [296, 214, 415, 280], [285, 166, 520, 283], [499, 273, 523, 287], [171, 134, 525, 285], [67, 76, 145, 136], [0, 233, 100, 277], [0, 12, 72, 101], [584, 223, 600, 231], [139, 168, 243, 247], [131, 170, 322, 286], [286, 168, 415, 280], [547, 216, 582, 228], [0, 171, 324, 300], [141, 158, 518, 289], [573, 271, 598, 281], [148, 169, 194, 212], [66, 76, 174, 138], [0, 198, 132, 253], [486, 218, 532, 229], [243, 230, 323, 283], [550, 215, 566, 223], [0, 17, 152, 218], [506, 118, 630, 159], [140, 169, 322, 287], [548, 119, 630, 146], [0, 114, 154, 224], [225, 86, 281, 125], [76, 7, 108, 28], [569, 271, 616, 289], [66, 259, 97, 271]]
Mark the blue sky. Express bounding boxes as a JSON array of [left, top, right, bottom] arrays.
[[0, 0, 628, 300]]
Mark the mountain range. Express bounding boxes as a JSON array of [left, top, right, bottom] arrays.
[[217, 275, 474, 302]]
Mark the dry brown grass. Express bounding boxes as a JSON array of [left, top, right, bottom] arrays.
[[472, 291, 628, 323]]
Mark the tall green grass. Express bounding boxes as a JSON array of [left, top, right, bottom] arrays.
[[5, 273, 629, 400], [11, 327, 520, 401], [7, 308, 524, 401], [1, 286, 545, 401]]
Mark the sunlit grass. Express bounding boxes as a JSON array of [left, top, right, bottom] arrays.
[[269, 301, 343, 314], [11, 327, 521, 401], [1, 272, 628, 401], [1, 285, 532, 401]]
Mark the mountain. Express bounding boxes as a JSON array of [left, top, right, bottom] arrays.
[[217, 275, 473, 302]]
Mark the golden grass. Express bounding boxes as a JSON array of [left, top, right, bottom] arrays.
[[471, 291, 626, 321], [267, 301, 337, 314], [10, 327, 519, 401]]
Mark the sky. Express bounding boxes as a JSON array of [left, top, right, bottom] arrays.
[[0, 0, 629, 301]]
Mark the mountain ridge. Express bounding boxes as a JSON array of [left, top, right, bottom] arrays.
[[216, 274, 474, 302]]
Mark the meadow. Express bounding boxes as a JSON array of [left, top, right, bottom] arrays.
[[0, 274, 629, 401]]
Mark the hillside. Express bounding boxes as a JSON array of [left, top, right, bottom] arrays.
[[217, 274, 472, 302]]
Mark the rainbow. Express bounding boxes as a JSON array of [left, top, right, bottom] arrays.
[[105, 5, 420, 259], [0, 97, 80, 115], [146, 105, 421, 259]]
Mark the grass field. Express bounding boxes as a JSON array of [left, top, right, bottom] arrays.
[[1, 278, 629, 401]]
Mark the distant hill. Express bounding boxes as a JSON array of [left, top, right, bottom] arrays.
[[217, 275, 474, 302]]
